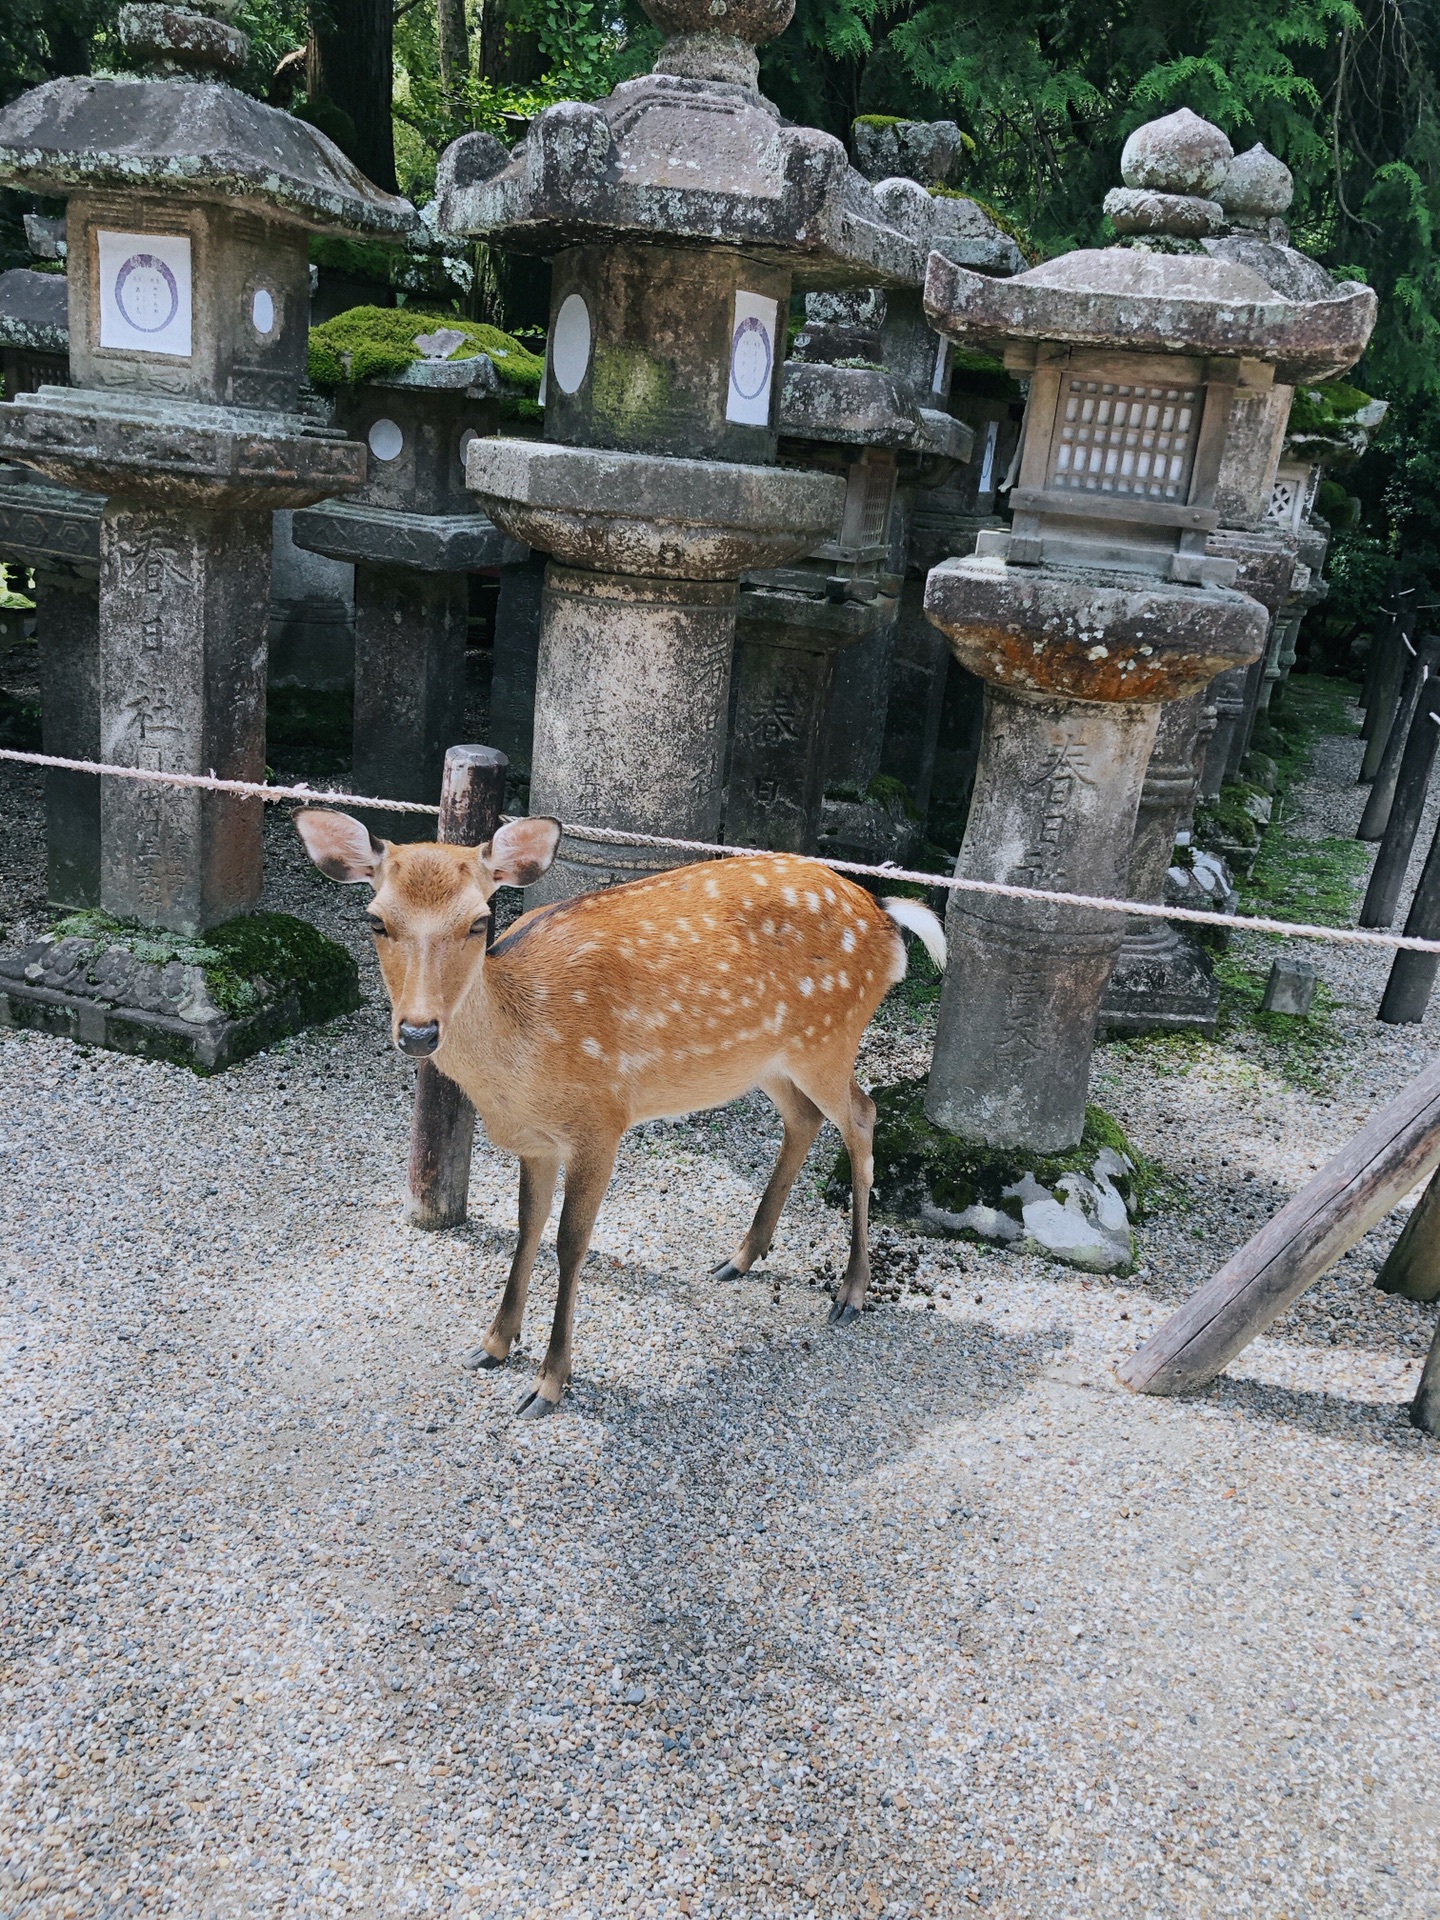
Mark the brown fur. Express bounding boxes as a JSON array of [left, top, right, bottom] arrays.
[[296, 810, 911, 1412]]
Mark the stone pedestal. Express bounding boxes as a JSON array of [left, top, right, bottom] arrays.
[[530, 566, 738, 891], [99, 501, 272, 930], [268, 508, 354, 691], [1097, 693, 1219, 1037], [728, 586, 880, 852], [489, 553, 547, 779], [0, 467, 104, 906], [37, 562, 102, 909]]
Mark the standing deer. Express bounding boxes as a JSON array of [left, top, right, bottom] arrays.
[[295, 809, 946, 1417]]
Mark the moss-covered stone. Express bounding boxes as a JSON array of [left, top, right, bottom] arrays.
[[828, 1078, 1159, 1226], [589, 345, 673, 441], [51, 909, 360, 1027], [307, 305, 545, 395]]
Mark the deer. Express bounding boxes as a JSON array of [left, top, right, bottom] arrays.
[[294, 808, 947, 1418]]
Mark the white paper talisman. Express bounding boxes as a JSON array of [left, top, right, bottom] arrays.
[[98, 231, 193, 357], [725, 290, 778, 427]]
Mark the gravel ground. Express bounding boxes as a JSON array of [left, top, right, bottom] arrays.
[[1, 687, 1438, 1919]]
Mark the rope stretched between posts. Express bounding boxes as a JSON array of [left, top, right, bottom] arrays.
[[3, 743, 1440, 958]]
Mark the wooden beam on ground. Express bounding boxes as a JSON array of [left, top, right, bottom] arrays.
[[1118, 1055, 1440, 1397]]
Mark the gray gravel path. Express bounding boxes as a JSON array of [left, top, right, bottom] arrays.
[[1, 694, 1438, 1919]]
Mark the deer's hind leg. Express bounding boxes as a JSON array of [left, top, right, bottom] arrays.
[[711, 1073, 825, 1283], [462, 1150, 559, 1371], [787, 1067, 876, 1327]]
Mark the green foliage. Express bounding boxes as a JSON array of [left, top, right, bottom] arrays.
[[307, 304, 544, 391]]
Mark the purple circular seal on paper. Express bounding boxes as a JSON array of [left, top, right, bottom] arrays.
[[730, 313, 773, 400], [114, 253, 180, 334]]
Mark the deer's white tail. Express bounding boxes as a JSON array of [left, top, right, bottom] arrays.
[[882, 896, 947, 973]]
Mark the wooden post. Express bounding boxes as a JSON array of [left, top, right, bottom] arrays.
[[1358, 605, 1416, 782], [1377, 808, 1440, 1025], [405, 744, 508, 1230], [1356, 630, 1435, 841], [1118, 1054, 1440, 1396], [1360, 643, 1440, 922], [1411, 1321, 1440, 1437], [1375, 1165, 1440, 1302], [1360, 599, 1403, 735]]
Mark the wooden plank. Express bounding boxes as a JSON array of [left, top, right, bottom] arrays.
[[1118, 1054, 1440, 1396], [405, 745, 507, 1232]]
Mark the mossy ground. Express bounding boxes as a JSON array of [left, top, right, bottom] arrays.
[[51, 909, 360, 1028], [829, 1080, 1161, 1226], [307, 306, 544, 396]]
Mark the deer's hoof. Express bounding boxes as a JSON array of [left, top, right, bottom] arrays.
[[827, 1298, 862, 1328], [461, 1347, 507, 1371], [516, 1388, 560, 1420], [710, 1260, 744, 1282]]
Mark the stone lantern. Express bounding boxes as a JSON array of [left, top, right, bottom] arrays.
[[918, 109, 1375, 1150], [0, 0, 416, 935], [293, 340, 529, 832], [725, 276, 971, 854], [433, 0, 922, 901]]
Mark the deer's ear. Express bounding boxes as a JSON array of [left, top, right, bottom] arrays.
[[484, 816, 561, 888], [294, 809, 386, 885]]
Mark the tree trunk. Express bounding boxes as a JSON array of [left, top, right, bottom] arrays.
[[307, 0, 397, 194], [438, 0, 471, 98], [479, 0, 543, 87]]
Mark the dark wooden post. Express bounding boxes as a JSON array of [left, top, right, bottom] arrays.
[[1356, 629, 1436, 840], [406, 745, 508, 1230], [1360, 598, 1404, 736], [1360, 642, 1440, 925], [1358, 604, 1417, 783], [1377, 812, 1440, 1025], [1118, 1054, 1440, 1396], [1411, 1322, 1440, 1437], [1375, 1166, 1440, 1302]]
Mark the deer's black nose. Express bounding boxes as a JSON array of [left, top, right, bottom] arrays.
[[397, 1021, 440, 1057]]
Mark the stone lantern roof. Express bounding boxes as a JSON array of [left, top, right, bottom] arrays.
[[0, 268, 67, 354], [0, 3, 416, 240], [434, 0, 921, 287], [925, 109, 1375, 383]]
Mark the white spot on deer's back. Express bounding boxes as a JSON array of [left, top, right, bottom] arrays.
[[838, 970, 849, 989], [799, 978, 814, 997], [581, 1036, 604, 1059], [572, 991, 587, 1004], [820, 976, 833, 992], [782, 887, 798, 906], [761, 919, 775, 936], [806, 891, 820, 912], [841, 926, 856, 953], [824, 887, 836, 904]]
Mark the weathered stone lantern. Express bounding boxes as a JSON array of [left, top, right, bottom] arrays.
[[293, 337, 529, 830], [434, 0, 921, 900], [725, 279, 971, 853], [919, 110, 1375, 1150], [0, 0, 415, 934]]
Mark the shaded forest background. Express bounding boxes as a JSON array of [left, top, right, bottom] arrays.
[[4, 0, 1440, 645]]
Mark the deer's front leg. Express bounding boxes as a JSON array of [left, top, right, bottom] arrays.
[[463, 1153, 559, 1371], [517, 1139, 618, 1418]]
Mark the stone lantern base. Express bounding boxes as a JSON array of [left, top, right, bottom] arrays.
[[1095, 925, 1220, 1038]]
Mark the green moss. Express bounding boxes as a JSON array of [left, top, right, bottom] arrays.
[[307, 306, 544, 393], [1287, 380, 1373, 438], [831, 1081, 1161, 1226], [948, 347, 1023, 401], [308, 235, 399, 284], [867, 773, 920, 821], [588, 345, 671, 439], [51, 909, 360, 1028], [1194, 792, 1261, 853], [853, 114, 907, 129]]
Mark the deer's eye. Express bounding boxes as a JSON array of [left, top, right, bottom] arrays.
[[468, 915, 489, 939], [366, 915, 388, 938]]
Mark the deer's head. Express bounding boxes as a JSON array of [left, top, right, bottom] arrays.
[[295, 809, 561, 1056]]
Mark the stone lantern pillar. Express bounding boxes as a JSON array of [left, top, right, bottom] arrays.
[[919, 109, 1375, 1151], [725, 283, 971, 854], [434, 0, 921, 902], [293, 346, 529, 833], [0, 1, 415, 934]]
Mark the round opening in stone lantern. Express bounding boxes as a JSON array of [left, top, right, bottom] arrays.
[[918, 111, 1376, 1153], [434, 0, 927, 901], [0, 0, 416, 934]]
